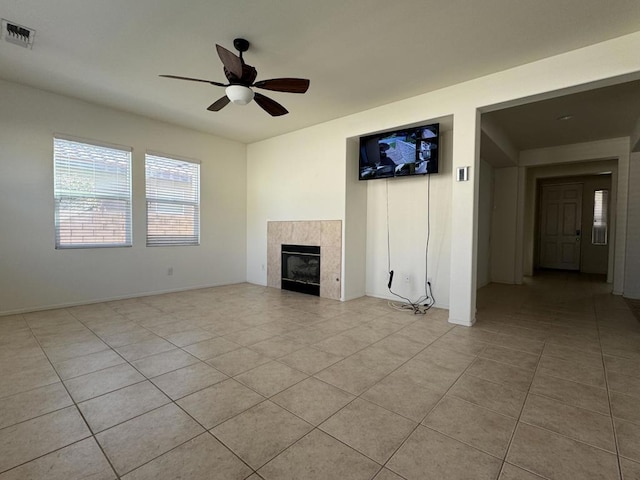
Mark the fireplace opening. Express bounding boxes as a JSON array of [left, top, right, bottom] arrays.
[[281, 244, 320, 296]]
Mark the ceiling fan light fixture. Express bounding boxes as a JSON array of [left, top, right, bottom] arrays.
[[226, 85, 254, 105], [161, 40, 309, 116]]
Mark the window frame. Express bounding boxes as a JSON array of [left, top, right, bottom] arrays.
[[591, 189, 608, 246], [145, 151, 201, 247], [53, 135, 133, 249]]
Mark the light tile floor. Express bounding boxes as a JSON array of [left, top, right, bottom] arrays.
[[1, 272, 639, 479]]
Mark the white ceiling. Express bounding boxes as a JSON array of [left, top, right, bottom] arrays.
[[483, 79, 640, 152], [1, 0, 640, 144]]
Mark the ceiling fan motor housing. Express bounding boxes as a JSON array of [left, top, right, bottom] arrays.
[[224, 64, 257, 85]]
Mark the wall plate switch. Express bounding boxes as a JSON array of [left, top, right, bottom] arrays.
[[457, 166, 469, 182]]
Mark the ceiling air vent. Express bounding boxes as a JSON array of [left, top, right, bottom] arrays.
[[2, 19, 35, 48]]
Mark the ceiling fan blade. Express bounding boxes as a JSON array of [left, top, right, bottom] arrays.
[[159, 75, 226, 87], [253, 78, 310, 93], [207, 95, 231, 111], [253, 92, 288, 116], [216, 44, 243, 78]]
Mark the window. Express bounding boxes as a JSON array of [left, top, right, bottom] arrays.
[[592, 189, 608, 245], [145, 153, 200, 246], [53, 137, 132, 248]]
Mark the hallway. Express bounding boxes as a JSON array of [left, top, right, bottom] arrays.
[[475, 271, 640, 479]]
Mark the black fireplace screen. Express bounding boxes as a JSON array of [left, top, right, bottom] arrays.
[[281, 244, 320, 296]]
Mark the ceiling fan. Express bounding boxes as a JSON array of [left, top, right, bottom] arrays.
[[160, 38, 310, 116]]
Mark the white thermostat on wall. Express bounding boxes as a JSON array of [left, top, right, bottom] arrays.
[[457, 166, 470, 182]]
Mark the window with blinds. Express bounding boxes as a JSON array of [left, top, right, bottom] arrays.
[[145, 153, 200, 246], [592, 189, 608, 245], [53, 137, 132, 248]]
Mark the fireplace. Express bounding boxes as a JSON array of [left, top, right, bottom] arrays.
[[267, 220, 341, 300], [281, 244, 321, 296]]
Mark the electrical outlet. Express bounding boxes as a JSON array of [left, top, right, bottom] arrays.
[[168, 267, 173, 276], [427, 276, 432, 284]]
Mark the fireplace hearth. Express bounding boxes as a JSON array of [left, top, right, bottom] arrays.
[[281, 244, 320, 296]]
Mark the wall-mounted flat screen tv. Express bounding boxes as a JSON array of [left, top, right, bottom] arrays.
[[358, 123, 439, 180]]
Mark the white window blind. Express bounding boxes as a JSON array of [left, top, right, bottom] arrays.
[[592, 189, 608, 245], [53, 137, 132, 248], [145, 153, 200, 246]]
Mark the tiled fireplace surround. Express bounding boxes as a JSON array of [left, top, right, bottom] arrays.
[[267, 220, 342, 300]]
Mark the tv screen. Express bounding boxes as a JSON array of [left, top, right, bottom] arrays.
[[358, 123, 439, 180]]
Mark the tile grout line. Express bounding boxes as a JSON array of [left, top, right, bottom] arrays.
[[13, 309, 122, 480], [6, 282, 633, 479], [497, 281, 624, 479], [222, 312, 446, 475], [263, 309, 553, 477], [59, 306, 144, 480], [59, 304, 236, 477], [367, 333, 505, 478], [493, 305, 547, 480], [595, 297, 625, 480], [82, 308, 315, 476], [223, 310, 456, 477], [81, 294, 352, 477], [73, 304, 260, 478]]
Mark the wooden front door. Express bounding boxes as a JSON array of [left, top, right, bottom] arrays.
[[539, 183, 583, 270]]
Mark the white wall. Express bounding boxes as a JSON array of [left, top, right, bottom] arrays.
[[476, 159, 493, 288], [0, 80, 247, 315], [343, 138, 368, 300], [480, 117, 518, 167], [245, 118, 452, 307], [245, 121, 347, 292], [491, 167, 519, 284], [632, 117, 640, 152], [246, 31, 640, 324], [3, 35, 640, 319], [625, 152, 640, 298], [365, 131, 452, 308]]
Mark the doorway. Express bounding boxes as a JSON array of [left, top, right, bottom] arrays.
[[535, 174, 611, 275], [538, 183, 583, 270]]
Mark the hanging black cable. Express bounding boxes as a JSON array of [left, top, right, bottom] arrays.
[[416, 173, 435, 311], [386, 178, 425, 314]]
